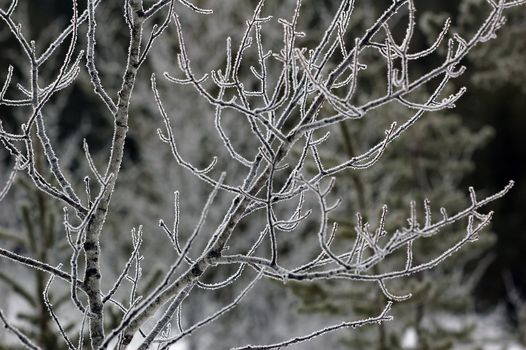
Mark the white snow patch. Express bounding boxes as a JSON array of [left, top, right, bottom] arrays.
[[401, 327, 418, 349]]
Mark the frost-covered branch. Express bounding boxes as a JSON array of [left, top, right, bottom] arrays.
[[0, 0, 523, 349]]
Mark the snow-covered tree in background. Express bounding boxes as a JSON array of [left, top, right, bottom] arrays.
[[285, 3, 504, 349], [0, 0, 524, 349]]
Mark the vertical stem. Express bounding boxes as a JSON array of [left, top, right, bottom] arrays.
[[83, 0, 144, 348]]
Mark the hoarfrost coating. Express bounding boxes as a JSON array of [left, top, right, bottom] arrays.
[[0, 0, 524, 349]]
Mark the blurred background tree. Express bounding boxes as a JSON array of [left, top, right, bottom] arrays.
[[285, 2, 526, 349]]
